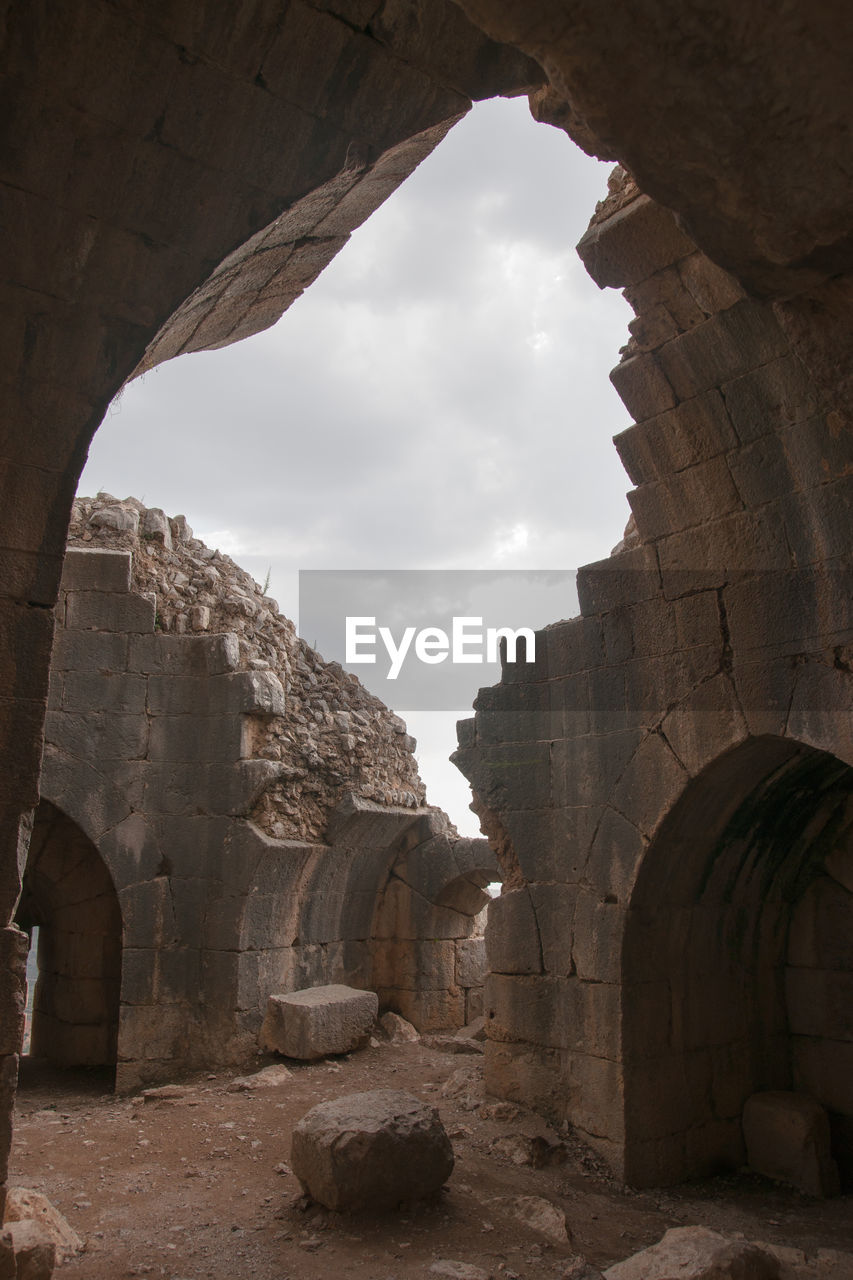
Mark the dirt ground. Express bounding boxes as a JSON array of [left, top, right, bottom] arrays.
[[8, 1042, 853, 1279]]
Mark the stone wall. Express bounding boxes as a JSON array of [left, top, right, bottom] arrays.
[[453, 178, 853, 1185], [2, 0, 853, 1216], [0, 4, 538, 1221], [34, 529, 492, 1089]]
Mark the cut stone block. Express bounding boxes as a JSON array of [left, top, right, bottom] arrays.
[[743, 1090, 840, 1196], [259, 984, 378, 1060], [290, 1089, 454, 1210]]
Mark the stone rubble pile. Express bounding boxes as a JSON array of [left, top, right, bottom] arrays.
[[68, 494, 428, 840]]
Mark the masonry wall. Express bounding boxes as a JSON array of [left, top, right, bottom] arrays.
[[2, 1, 852, 1225], [38, 544, 493, 1089], [453, 183, 853, 1185]]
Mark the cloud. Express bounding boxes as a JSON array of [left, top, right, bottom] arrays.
[[80, 95, 634, 830]]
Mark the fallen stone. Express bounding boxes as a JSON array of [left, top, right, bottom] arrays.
[[603, 1227, 782, 1279], [504, 1195, 570, 1244], [5, 1220, 55, 1280], [457, 1016, 487, 1042], [290, 1089, 454, 1211], [490, 1132, 566, 1168], [441, 1063, 484, 1111], [3, 1189, 84, 1262], [479, 1100, 523, 1122], [88, 504, 139, 534], [141, 507, 172, 547], [422, 1033, 484, 1055], [379, 1011, 420, 1044], [743, 1091, 840, 1197], [226, 1063, 293, 1092], [141, 1084, 195, 1103], [260, 984, 378, 1060], [560, 1259, 606, 1280], [430, 1263, 493, 1280]]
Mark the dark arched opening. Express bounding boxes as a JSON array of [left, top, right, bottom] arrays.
[[622, 735, 853, 1187], [15, 800, 122, 1077]]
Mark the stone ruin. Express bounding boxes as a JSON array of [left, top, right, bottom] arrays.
[[17, 495, 495, 1090], [2, 0, 853, 1253]]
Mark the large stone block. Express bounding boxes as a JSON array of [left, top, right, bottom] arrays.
[[61, 670, 147, 714], [50, 629, 129, 674], [576, 194, 696, 290], [127, 631, 240, 676], [657, 299, 789, 401], [721, 353, 819, 442], [372, 939, 457, 992], [60, 547, 131, 593], [259, 984, 378, 1059], [485, 889, 542, 975], [610, 352, 677, 422], [290, 1089, 453, 1211], [64, 589, 155, 633], [614, 390, 738, 485], [456, 936, 487, 988], [743, 1090, 840, 1196]]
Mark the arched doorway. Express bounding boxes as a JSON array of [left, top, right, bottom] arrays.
[[622, 735, 853, 1187], [371, 832, 499, 1030], [15, 800, 122, 1075]]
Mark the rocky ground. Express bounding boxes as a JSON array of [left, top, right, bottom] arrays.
[[8, 1042, 853, 1279]]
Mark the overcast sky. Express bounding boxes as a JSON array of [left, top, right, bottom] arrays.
[[79, 95, 633, 834]]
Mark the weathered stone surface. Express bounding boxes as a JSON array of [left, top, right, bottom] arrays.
[[430, 1263, 491, 1280], [227, 1063, 293, 1091], [259, 985, 378, 1060], [379, 1011, 420, 1044], [422, 1033, 483, 1055], [503, 1194, 570, 1244], [290, 1089, 454, 1210], [743, 1091, 840, 1197], [5, 1220, 55, 1280], [4, 0, 853, 1214], [603, 1227, 781, 1279], [561, 1260, 605, 1280], [4, 1188, 83, 1263]]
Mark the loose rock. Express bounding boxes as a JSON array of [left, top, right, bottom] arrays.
[[5, 1221, 55, 1280], [290, 1088, 454, 1211], [603, 1226, 782, 1279], [503, 1194, 570, 1244], [227, 1064, 293, 1092], [743, 1091, 840, 1197], [3, 1189, 83, 1263], [260, 985, 379, 1060], [379, 1011, 420, 1044], [429, 1263, 493, 1280]]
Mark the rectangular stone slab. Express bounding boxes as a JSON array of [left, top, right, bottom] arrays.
[[260, 984, 378, 1060]]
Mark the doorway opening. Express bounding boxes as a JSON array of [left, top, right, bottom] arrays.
[[622, 736, 853, 1187], [15, 800, 122, 1087]]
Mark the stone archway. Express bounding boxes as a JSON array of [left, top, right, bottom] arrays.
[[371, 829, 499, 1030], [15, 800, 123, 1072], [622, 735, 853, 1187]]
